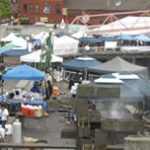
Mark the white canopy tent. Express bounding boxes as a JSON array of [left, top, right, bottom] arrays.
[[52, 35, 79, 56], [1, 33, 31, 51], [11, 37, 29, 50], [20, 50, 63, 63], [1, 33, 19, 42]]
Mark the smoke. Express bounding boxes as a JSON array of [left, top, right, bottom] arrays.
[[98, 100, 134, 120], [108, 102, 129, 119], [96, 78, 150, 120]]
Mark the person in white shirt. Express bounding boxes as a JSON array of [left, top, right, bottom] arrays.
[[0, 103, 9, 128]]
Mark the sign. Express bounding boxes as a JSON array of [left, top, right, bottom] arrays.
[[40, 17, 48, 23], [62, 8, 68, 16]]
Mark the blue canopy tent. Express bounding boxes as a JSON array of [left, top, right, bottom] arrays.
[[97, 35, 116, 41], [62, 56, 102, 71], [79, 37, 101, 44], [2, 49, 29, 57], [3, 64, 46, 80], [114, 34, 134, 41], [133, 35, 150, 42], [0, 44, 21, 56], [62, 56, 102, 80]]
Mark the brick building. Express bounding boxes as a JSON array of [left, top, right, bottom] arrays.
[[18, 0, 150, 24], [18, 0, 64, 24]]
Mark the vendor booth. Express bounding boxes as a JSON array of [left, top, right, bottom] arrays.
[[2, 64, 47, 117], [20, 50, 63, 63], [53, 34, 79, 56]]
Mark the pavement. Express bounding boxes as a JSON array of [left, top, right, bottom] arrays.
[[22, 112, 76, 147], [3, 80, 76, 149]]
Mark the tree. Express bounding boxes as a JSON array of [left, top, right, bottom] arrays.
[[0, 0, 11, 19], [40, 32, 53, 73]]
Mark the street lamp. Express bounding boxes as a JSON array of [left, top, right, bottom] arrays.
[[84, 45, 90, 55], [84, 45, 90, 80]]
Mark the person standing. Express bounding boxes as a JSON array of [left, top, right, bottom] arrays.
[[0, 103, 9, 128]]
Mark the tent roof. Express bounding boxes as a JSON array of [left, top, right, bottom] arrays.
[[3, 64, 46, 80], [53, 35, 79, 44], [2, 49, 29, 57], [94, 77, 124, 84], [11, 37, 28, 49], [20, 50, 63, 63], [1, 33, 19, 42], [0, 44, 21, 56], [79, 37, 100, 44], [88, 56, 147, 73], [133, 34, 150, 42], [114, 34, 134, 41], [62, 56, 102, 71], [112, 72, 140, 80], [92, 16, 150, 35]]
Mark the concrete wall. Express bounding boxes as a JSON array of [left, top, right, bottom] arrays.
[[0, 25, 51, 40], [124, 136, 150, 150]]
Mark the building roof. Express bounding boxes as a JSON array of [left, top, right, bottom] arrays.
[[64, 0, 150, 11]]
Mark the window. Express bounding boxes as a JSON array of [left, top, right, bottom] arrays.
[[35, 4, 40, 13], [28, 4, 33, 13], [24, 4, 27, 13], [43, 3, 51, 14], [24, 4, 32, 13], [56, 4, 61, 15]]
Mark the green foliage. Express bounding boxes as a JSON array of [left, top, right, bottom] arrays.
[[0, 0, 11, 19], [40, 32, 53, 73]]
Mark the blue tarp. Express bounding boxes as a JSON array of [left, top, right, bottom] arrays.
[[62, 56, 102, 71], [3, 64, 46, 80]]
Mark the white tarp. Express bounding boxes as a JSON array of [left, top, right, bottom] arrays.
[[91, 16, 150, 35], [20, 50, 63, 63], [52, 35, 79, 56]]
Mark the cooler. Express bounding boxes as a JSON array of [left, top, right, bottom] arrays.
[[21, 106, 35, 117], [52, 86, 59, 97]]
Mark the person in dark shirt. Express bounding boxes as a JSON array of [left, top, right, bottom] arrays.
[[30, 82, 41, 93]]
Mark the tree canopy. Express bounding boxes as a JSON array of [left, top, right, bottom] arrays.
[[0, 0, 11, 19], [40, 32, 53, 73]]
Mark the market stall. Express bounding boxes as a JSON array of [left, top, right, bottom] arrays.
[[2, 64, 47, 117]]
